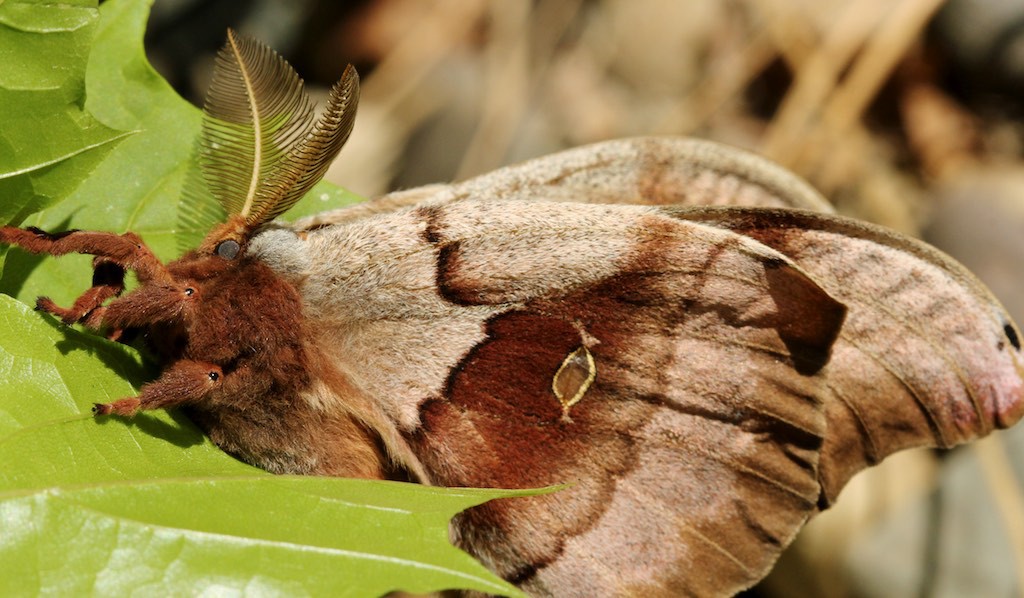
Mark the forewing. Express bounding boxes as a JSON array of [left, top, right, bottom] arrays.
[[283, 199, 1023, 594], [288, 200, 844, 595]]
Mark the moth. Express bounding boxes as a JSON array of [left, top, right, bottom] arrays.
[[3, 31, 1023, 597]]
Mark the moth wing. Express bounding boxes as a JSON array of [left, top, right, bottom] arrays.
[[290, 137, 832, 230], [283, 199, 1022, 595], [283, 200, 840, 595], [678, 206, 1024, 502]]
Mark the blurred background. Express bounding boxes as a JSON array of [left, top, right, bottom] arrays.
[[143, 0, 1024, 595]]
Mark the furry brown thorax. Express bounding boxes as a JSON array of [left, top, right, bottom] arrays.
[[165, 238, 384, 479]]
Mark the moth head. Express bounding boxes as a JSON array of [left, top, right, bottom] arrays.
[[197, 216, 249, 262], [192, 28, 359, 262]]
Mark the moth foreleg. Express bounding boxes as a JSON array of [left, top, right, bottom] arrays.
[[0, 226, 172, 284], [93, 360, 223, 416], [95, 279, 199, 331], [36, 259, 126, 327]]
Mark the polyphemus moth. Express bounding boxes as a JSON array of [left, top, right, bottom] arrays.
[[3, 31, 1023, 597]]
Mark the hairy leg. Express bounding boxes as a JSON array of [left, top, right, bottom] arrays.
[[36, 259, 126, 327], [0, 227, 171, 283], [93, 360, 224, 416], [2, 226, 179, 335]]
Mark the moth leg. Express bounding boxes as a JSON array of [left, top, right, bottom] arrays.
[[94, 280, 198, 333], [68, 304, 124, 341], [93, 360, 223, 417], [36, 258, 126, 327], [0, 226, 172, 284]]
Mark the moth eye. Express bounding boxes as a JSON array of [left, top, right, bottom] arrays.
[[552, 346, 596, 419], [1004, 323, 1021, 351], [216, 239, 241, 260]]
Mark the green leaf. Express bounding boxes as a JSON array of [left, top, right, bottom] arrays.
[[0, 2, 520, 596], [0, 0, 364, 307], [0, 0, 128, 229], [2, 479, 526, 596]]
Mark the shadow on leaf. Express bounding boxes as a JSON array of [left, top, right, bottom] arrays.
[[93, 408, 208, 449], [48, 324, 153, 388]]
